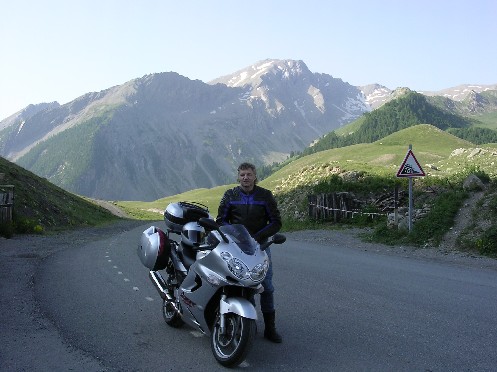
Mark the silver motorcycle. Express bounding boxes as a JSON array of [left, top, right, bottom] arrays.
[[138, 201, 285, 367]]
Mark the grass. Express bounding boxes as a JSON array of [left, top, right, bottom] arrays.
[[457, 184, 497, 257], [2, 123, 497, 258], [1, 157, 121, 237], [366, 189, 468, 247]]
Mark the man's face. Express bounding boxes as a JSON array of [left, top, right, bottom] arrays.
[[238, 168, 256, 192]]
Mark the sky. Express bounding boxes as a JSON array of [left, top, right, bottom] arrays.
[[1, 0, 496, 120]]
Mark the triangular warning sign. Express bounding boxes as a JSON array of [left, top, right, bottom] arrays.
[[396, 149, 425, 177]]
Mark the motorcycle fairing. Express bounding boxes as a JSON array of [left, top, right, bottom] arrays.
[[220, 296, 258, 320]]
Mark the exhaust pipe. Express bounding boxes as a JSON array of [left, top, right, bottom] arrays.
[[149, 271, 172, 301]]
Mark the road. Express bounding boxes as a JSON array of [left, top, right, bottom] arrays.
[[2, 222, 497, 371]]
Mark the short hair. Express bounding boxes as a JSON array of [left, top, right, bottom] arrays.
[[237, 162, 257, 174], [237, 162, 258, 184]]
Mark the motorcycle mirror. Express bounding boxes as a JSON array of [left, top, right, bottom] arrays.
[[198, 217, 219, 230], [260, 233, 286, 251]]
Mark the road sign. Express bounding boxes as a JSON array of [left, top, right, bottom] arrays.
[[397, 149, 425, 178]]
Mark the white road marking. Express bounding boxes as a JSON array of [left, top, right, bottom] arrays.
[[145, 297, 154, 301]]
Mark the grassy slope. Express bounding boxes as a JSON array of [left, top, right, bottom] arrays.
[[0, 156, 121, 235], [3, 123, 496, 240], [119, 124, 496, 221], [474, 111, 497, 130]]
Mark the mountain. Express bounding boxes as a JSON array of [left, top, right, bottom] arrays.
[[357, 83, 497, 115], [1, 59, 496, 202], [0, 102, 59, 131], [302, 90, 497, 156], [0, 59, 372, 201], [420, 84, 497, 102]]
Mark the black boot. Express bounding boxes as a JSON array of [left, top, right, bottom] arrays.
[[263, 311, 282, 343]]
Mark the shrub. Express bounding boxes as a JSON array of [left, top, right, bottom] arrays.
[[476, 227, 497, 256], [408, 190, 467, 246], [0, 221, 14, 238]]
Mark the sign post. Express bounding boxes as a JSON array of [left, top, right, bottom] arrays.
[[396, 145, 425, 232]]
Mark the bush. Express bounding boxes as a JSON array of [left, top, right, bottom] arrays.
[[409, 190, 467, 246], [476, 227, 497, 256], [0, 221, 14, 238]]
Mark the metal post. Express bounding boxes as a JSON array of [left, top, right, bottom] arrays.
[[408, 177, 413, 232], [408, 144, 413, 232]]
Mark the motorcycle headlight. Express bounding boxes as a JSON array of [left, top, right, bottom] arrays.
[[227, 257, 249, 280], [250, 260, 268, 282]]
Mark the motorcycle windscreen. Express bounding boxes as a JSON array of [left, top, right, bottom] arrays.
[[219, 224, 258, 255]]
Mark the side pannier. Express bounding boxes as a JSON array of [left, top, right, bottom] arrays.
[[137, 226, 172, 270]]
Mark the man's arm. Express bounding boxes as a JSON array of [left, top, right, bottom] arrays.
[[216, 190, 231, 226], [253, 190, 282, 242]]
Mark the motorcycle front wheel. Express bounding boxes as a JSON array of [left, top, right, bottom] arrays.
[[211, 312, 256, 367]]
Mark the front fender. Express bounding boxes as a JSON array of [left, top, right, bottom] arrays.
[[220, 297, 257, 320]]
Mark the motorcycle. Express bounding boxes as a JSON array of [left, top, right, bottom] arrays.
[[137, 201, 286, 367]]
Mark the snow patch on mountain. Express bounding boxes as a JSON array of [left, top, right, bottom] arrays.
[[420, 84, 497, 101]]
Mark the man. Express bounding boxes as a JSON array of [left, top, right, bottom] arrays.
[[216, 162, 283, 343]]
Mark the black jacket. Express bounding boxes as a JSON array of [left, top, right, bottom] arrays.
[[216, 185, 282, 242]]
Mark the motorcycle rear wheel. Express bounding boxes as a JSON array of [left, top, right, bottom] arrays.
[[211, 312, 256, 367]]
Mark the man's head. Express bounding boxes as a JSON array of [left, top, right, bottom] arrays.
[[237, 162, 257, 192]]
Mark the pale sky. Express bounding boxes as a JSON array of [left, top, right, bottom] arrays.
[[1, 0, 496, 120]]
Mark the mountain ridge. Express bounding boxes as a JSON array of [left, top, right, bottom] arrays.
[[1, 59, 496, 201]]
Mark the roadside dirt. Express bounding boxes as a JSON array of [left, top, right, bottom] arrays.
[[91, 199, 130, 218], [437, 190, 484, 251]]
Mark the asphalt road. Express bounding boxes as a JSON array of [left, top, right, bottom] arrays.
[[3, 222, 497, 371]]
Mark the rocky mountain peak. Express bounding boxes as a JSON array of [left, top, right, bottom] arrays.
[[209, 59, 311, 88], [464, 89, 488, 113]]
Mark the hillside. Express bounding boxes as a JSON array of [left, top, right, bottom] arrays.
[[0, 156, 122, 237], [304, 91, 497, 156], [3, 125, 497, 256], [118, 124, 496, 218]]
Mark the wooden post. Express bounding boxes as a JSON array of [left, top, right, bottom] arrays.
[[0, 185, 14, 223]]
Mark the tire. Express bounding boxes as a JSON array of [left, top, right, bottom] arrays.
[[211, 312, 256, 367]]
